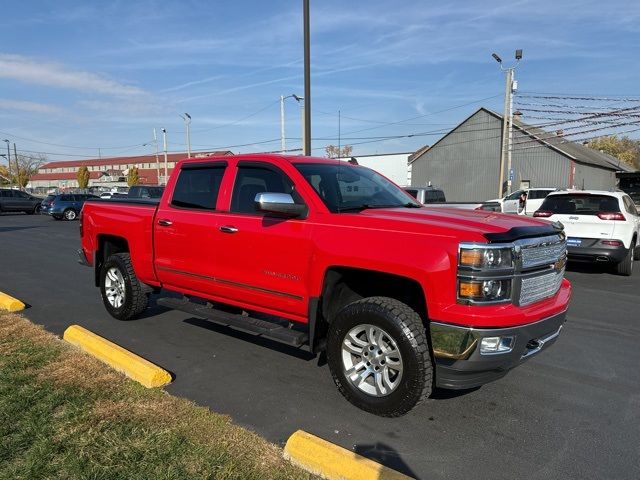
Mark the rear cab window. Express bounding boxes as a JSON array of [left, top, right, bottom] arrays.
[[171, 164, 226, 210], [541, 194, 620, 215]]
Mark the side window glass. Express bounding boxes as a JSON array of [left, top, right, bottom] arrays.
[[230, 165, 300, 214], [171, 165, 225, 210]]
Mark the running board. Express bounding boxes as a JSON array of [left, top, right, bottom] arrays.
[[157, 297, 308, 347]]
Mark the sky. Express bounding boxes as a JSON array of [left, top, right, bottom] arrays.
[[0, 0, 639, 163]]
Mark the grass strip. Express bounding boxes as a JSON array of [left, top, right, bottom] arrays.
[[0, 313, 315, 480]]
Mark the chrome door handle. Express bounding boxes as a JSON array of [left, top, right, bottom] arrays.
[[219, 225, 238, 234], [157, 219, 173, 226]]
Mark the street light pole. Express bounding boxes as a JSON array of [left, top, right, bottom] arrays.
[[303, 0, 311, 156], [492, 49, 522, 197], [3, 140, 10, 187], [161, 128, 168, 185], [13, 143, 20, 190], [153, 128, 160, 185], [180, 113, 192, 158], [280, 94, 303, 153], [280, 95, 286, 152]]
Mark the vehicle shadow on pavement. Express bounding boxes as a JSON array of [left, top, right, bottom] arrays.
[[353, 442, 418, 478], [430, 386, 480, 400], [566, 261, 613, 275], [182, 317, 317, 361]]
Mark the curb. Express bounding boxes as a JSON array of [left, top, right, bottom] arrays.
[[63, 325, 172, 388], [0, 291, 26, 312], [284, 430, 413, 480]]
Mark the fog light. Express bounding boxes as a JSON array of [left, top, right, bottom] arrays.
[[480, 336, 515, 355]]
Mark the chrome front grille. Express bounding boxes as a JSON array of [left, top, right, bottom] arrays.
[[519, 269, 565, 306], [520, 239, 567, 269]]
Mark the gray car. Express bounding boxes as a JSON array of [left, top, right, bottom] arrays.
[[0, 189, 42, 214]]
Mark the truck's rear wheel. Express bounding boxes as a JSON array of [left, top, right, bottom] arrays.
[[100, 253, 149, 320], [326, 296, 432, 417]]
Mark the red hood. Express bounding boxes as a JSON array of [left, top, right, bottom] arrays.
[[342, 206, 552, 241]]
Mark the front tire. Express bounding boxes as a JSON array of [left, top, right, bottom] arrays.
[[100, 253, 149, 320], [326, 297, 432, 417]]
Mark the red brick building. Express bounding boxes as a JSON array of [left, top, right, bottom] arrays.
[[29, 151, 232, 190]]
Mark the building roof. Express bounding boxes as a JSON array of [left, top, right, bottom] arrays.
[[408, 145, 430, 164], [487, 108, 636, 173], [412, 107, 637, 173], [39, 151, 233, 170]]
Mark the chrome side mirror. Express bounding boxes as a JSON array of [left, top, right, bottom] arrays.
[[254, 192, 307, 218]]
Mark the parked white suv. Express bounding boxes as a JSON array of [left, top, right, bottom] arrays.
[[488, 188, 556, 216], [534, 190, 640, 275]]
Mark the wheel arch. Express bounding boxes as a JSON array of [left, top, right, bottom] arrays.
[[309, 266, 429, 353], [94, 235, 130, 287]]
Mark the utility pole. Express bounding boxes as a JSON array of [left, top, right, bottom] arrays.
[[153, 128, 160, 185], [161, 128, 168, 185], [492, 49, 522, 197], [3, 139, 10, 187], [303, 0, 311, 155], [180, 113, 192, 158]]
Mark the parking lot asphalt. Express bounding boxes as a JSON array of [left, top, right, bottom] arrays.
[[1, 213, 639, 480]]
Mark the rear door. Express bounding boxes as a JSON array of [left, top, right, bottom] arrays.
[[154, 162, 228, 295], [541, 193, 620, 247]]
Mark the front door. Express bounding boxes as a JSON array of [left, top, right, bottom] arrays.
[[154, 162, 228, 296], [212, 162, 313, 319]]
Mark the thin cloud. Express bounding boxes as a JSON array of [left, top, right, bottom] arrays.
[[0, 98, 64, 114], [0, 53, 145, 96]]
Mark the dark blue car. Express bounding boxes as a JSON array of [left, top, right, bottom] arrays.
[[41, 193, 98, 221]]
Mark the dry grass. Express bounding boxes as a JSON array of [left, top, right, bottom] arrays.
[[0, 313, 314, 480]]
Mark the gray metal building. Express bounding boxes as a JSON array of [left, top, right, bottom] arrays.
[[409, 108, 634, 201]]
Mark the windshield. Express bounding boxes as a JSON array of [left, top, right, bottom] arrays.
[[295, 163, 420, 212], [540, 194, 620, 215]]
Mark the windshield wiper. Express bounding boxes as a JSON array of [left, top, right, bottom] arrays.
[[338, 203, 420, 212]]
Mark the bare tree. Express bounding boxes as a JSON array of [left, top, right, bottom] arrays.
[[15, 153, 47, 189], [325, 144, 353, 159]]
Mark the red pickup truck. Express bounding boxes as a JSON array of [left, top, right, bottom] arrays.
[[79, 154, 571, 416]]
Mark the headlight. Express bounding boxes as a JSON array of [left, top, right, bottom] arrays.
[[459, 246, 513, 269], [458, 279, 511, 302]]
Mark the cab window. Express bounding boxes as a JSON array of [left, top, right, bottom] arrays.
[[171, 165, 226, 210], [230, 165, 301, 214]]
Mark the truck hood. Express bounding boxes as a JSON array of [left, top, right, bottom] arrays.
[[351, 206, 556, 241]]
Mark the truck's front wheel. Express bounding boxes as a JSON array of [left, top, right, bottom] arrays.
[[326, 297, 432, 417], [99, 253, 149, 320]]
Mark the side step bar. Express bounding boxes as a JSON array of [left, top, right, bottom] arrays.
[[157, 297, 309, 347]]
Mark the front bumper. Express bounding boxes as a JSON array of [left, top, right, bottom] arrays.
[[431, 309, 566, 390]]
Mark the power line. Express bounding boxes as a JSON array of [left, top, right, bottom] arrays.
[[0, 130, 152, 151]]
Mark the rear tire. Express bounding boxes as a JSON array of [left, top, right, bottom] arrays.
[[63, 209, 77, 221], [615, 247, 634, 276], [326, 296, 432, 417], [100, 253, 149, 320]]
